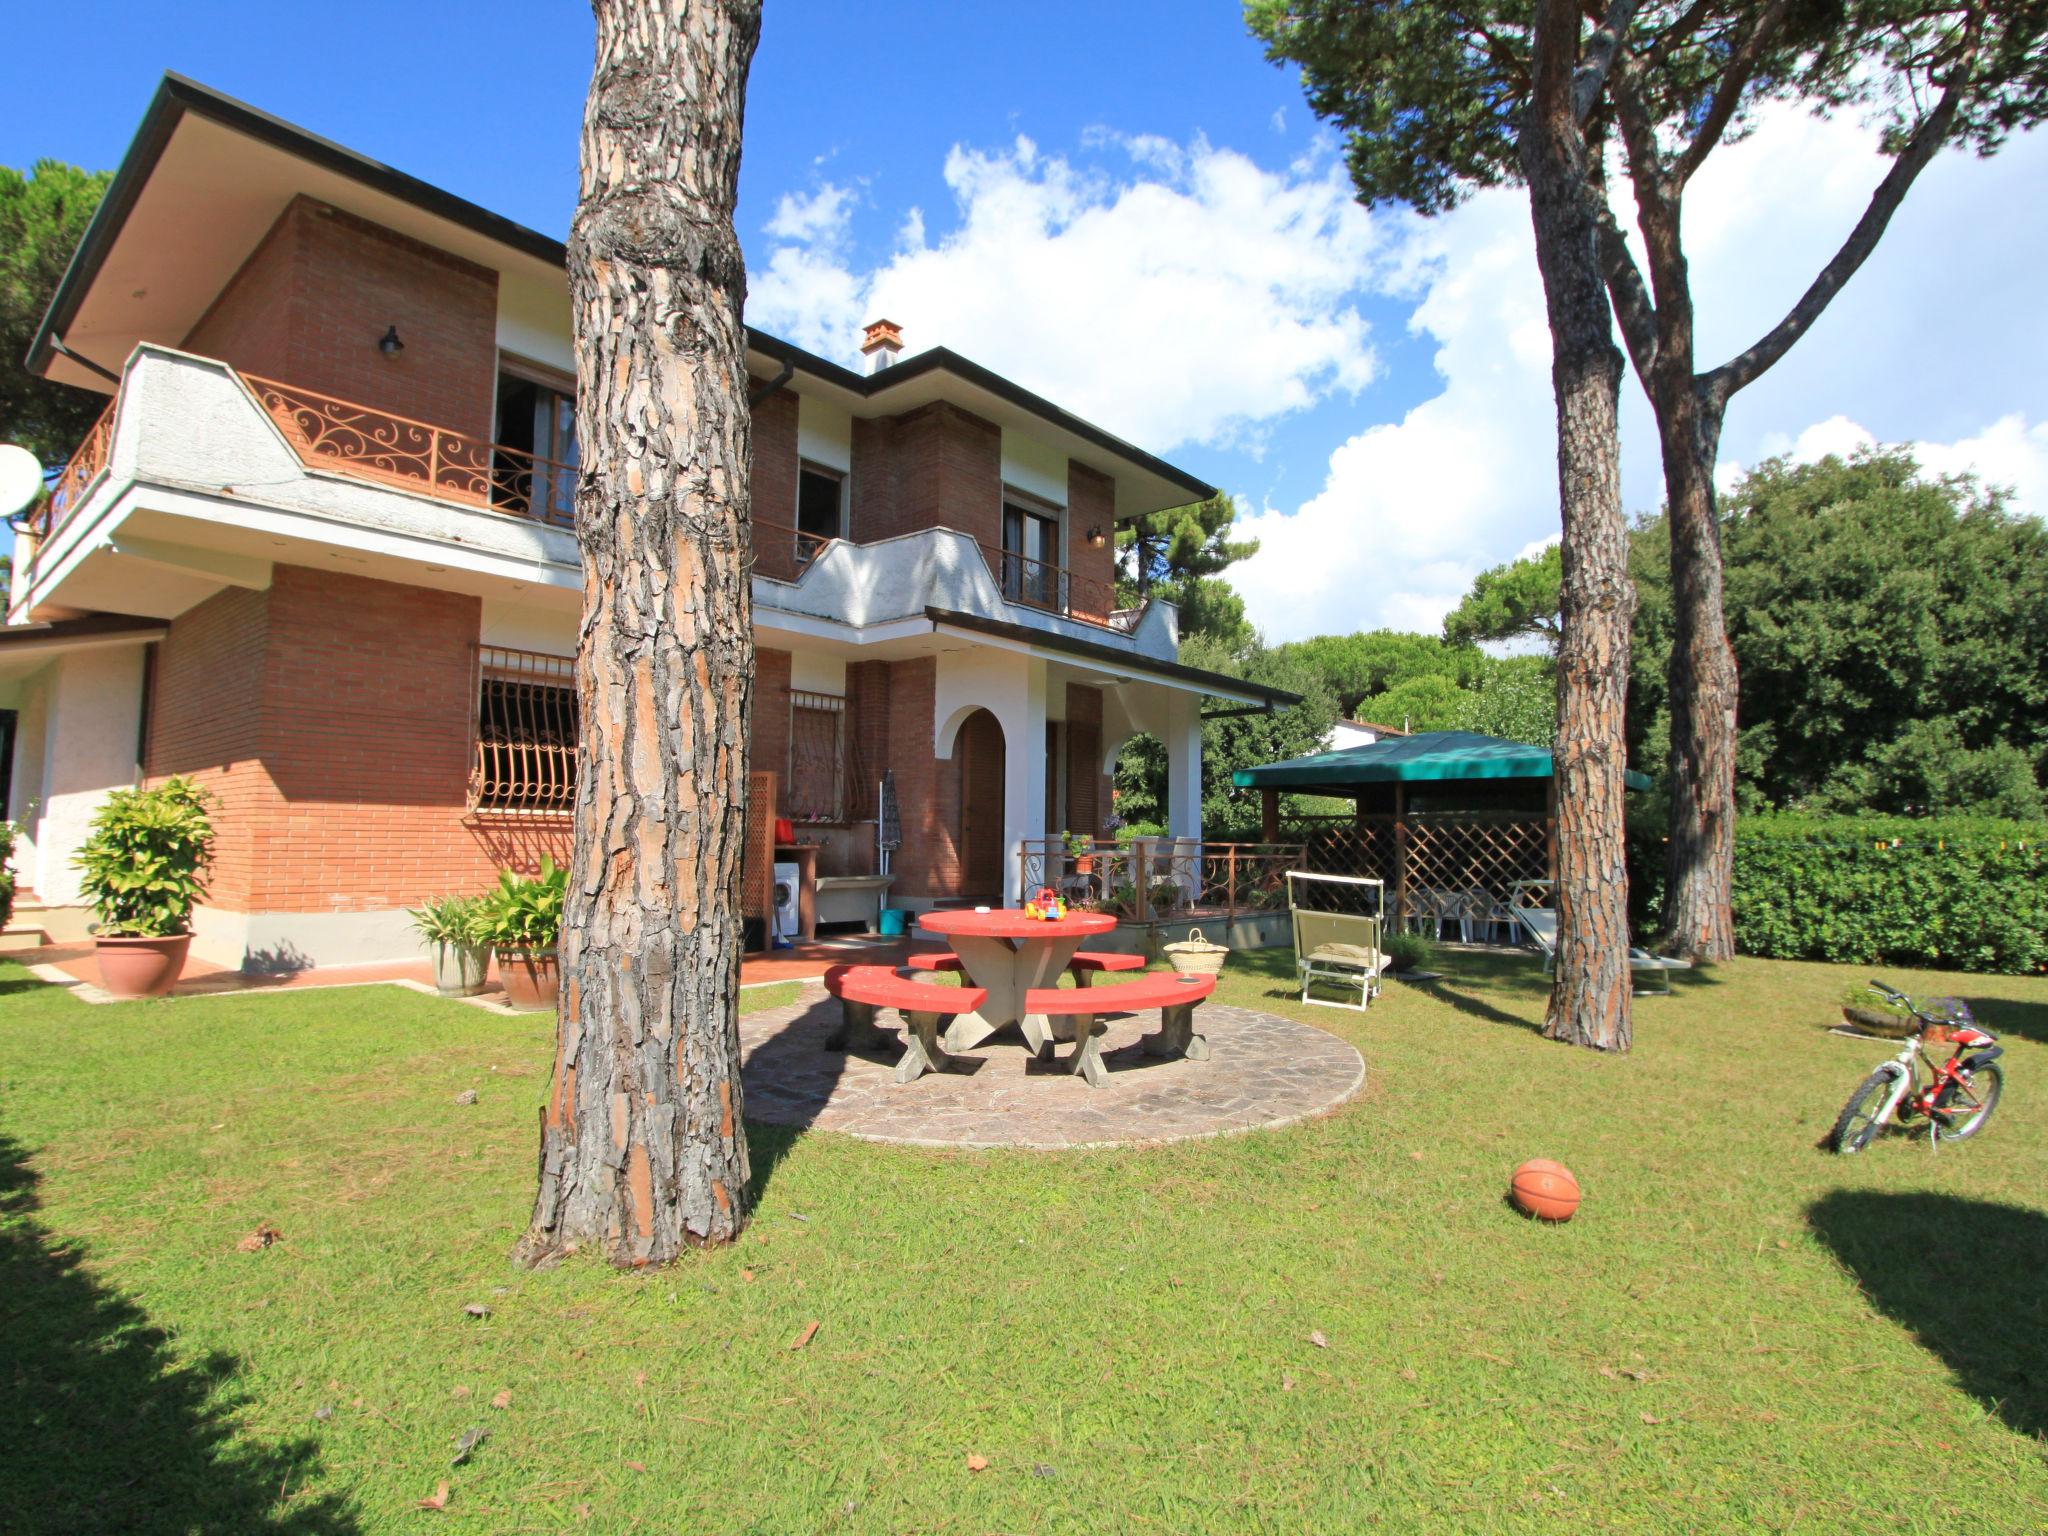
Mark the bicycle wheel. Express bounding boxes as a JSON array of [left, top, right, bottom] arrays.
[[1829, 1068, 1901, 1154], [1933, 1063, 2003, 1142]]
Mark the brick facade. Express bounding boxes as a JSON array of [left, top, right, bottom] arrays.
[[184, 195, 499, 440], [849, 402, 1001, 547], [146, 564, 563, 918], [752, 647, 792, 808], [1067, 462, 1118, 615]]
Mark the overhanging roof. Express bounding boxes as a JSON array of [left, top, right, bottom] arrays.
[[30, 74, 1213, 517], [924, 608, 1301, 708], [1232, 730, 1653, 791]]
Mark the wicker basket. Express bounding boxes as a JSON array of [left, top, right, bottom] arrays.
[[1162, 927, 1229, 976]]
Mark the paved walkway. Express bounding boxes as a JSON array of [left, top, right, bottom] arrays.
[[741, 984, 1365, 1150], [12, 934, 923, 1002]]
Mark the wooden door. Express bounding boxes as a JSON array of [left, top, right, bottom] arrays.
[[957, 709, 1006, 897]]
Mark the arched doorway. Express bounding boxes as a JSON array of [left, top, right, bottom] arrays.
[[956, 708, 1006, 899]]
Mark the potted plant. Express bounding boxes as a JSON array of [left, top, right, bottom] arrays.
[[1063, 829, 1095, 876], [72, 777, 216, 999], [0, 818, 19, 935], [474, 857, 566, 1011], [408, 894, 491, 996]]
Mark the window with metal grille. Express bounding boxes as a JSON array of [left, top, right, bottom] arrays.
[[471, 646, 578, 814], [787, 691, 845, 822]]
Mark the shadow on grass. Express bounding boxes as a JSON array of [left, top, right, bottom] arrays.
[[1809, 1191, 2048, 1447], [1961, 995, 2048, 1048], [0, 1134, 357, 1534]]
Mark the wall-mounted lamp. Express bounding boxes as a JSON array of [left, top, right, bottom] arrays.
[[377, 325, 405, 357], [1086, 525, 1107, 548]]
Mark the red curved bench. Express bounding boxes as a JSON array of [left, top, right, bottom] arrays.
[[1066, 951, 1146, 985], [1023, 972, 1217, 1087], [822, 964, 987, 1084], [903, 950, 966, 973]]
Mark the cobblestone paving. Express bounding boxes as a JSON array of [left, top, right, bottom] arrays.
[[741, 985, 1366, 1150]]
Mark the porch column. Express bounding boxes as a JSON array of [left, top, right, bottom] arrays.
[[1164, 690, 1202, 842], [1004, 659, 1050, 904]]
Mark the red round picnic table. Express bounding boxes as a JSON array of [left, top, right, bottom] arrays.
[[916, 908, 1118, 1055]]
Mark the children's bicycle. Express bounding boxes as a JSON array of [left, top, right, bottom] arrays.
[[1828, 981, 2003, 1154]]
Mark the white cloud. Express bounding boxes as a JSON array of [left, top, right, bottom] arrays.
[[744, 133, 1384, 451], [1235, 103, 2048, 642]]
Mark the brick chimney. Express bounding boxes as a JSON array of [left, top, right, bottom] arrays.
[[860, 318, 903, 375]]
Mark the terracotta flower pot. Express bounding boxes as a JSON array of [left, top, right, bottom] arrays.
[[95, 933, 193, 999], [495, 945, 560, 1012], [430, 940, 492, 997]]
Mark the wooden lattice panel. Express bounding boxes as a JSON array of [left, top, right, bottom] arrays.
[[743, 770, 777, 925]]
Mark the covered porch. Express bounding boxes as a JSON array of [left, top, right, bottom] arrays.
[[1232, 731, 1652, 942]]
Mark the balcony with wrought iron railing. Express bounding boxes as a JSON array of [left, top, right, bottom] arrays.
[[22, 355, 1159, 643]]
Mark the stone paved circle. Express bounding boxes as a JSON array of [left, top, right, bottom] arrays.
[[740, 985, 1365, 1150]]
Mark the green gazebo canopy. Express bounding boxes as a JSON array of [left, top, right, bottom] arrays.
[[1232, 730, 1652, 792]]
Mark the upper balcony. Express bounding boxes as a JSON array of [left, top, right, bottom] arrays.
[[13, 345, 1174, 660]]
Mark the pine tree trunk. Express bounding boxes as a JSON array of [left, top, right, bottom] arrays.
[[1522, 2, 1636, 1051], [1658, 396, 1738, 961], [517, 0, 763, 1267]]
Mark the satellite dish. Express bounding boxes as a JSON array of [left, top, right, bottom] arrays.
[[0, 445, 43, 519]]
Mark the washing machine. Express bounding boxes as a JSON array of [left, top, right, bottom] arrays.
[[771, 861, 801, 947]]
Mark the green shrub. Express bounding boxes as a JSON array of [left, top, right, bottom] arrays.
[[1634, 812, 2047, 974], [408, 893, 484, 947], [1384, 930, 1436, 974], [73, 778, 217, 938], [472, 858, 567, 950]]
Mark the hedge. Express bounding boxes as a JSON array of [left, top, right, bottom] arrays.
[[1633, 813, 2048, 975]]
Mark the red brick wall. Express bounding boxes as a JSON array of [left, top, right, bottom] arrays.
[[1065, 683, 1104, 838], [1067, 462, 1117, 619], [879, 656, 957, 899], [145, 564, 570, 918], [182, 207, 300, 386], [750, 386, 798, 527], [845, 659, 891, 827], [184, 195, 499, 440], [850, 402, 1000, 547], [753, 648, 791, 811], [145, 584, 276, 910]]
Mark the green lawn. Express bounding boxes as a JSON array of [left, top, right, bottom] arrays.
[[2, 949, 2045, 1532]]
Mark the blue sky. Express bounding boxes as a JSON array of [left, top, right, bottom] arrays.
[[7, 3, 2046, 639]]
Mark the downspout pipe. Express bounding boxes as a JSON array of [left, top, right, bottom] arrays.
[[47, 334, 123, 386]]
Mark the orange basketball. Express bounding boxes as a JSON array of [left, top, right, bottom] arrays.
[[1510, 1158, 1581, 1222]]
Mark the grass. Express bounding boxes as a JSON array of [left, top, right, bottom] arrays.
[[2, 951, 2045, 1533]]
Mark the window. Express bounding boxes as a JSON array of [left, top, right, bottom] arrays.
[[493, 365, 579, 524], [787, 690, 846, 822], [1001, 496, 1063, 610], [471, 646, 577, 814], [796, 462, 845, 547]]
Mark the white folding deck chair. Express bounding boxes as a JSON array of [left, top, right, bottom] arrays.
[[1287, 871, 1387, 1011], [1507, 880, 1691, 995]]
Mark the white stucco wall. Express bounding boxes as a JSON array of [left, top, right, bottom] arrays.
[[19, 645, 147, 907], [1000, 427, 1069, 508], [479, 598, 578, 656], [934, 646, 1049, 904], [796, 393, 853, 473], [495, 269, 575, 377], [789, 650, 847, 695]]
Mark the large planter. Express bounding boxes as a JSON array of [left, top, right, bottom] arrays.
[[430, 940, 492, 997], [95, 933, 193, 999], [495, 945, 560, 1012]]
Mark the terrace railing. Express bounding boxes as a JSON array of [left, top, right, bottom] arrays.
[[29, 397, 117, 544], [246, 375, 579, 528], [1018, 837, 1305, 925], [978, 543, 1137, 633], [749, 518, 834, 582]]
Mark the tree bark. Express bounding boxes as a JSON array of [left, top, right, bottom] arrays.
[[1656, 394, 1737, 960], [1524, 0, 1637, 1051], [517, 0, 763, 1267]]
